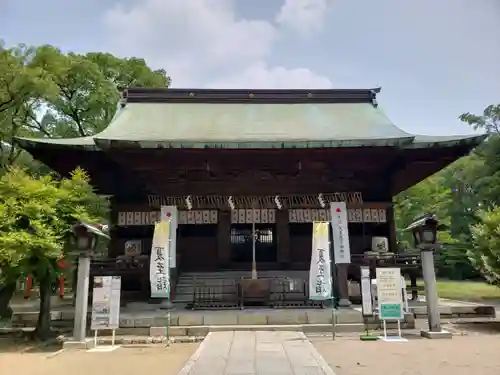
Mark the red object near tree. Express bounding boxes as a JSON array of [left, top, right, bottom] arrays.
[[24, 255, 69, 299]]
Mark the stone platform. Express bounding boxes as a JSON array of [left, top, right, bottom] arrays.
[[9, 298, 495, 337]]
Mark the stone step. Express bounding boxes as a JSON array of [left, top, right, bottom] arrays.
[[61, 321, 417, 347], [178, 271, 308, 279], [118, 322, 415, 337]]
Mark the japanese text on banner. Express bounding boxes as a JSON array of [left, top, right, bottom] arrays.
[[150, 221, 170, 298], [309, 222, 332, 300]]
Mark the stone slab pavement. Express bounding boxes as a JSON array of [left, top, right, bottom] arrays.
[[178, 331, 335, 375]]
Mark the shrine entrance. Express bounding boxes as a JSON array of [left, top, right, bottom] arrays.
[[230, 224, 278, 264]]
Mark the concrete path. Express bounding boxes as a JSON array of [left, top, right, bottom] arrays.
[[178, 331, 335, 375]]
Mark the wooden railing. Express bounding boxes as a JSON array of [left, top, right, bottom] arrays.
[[191, 277, 324, 310]]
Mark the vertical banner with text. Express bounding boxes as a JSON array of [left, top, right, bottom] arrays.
[[150, 221, 171, 298], [330, 202, 351, 264], [309, 222, 332, 300], [161, 206, 178, 268]]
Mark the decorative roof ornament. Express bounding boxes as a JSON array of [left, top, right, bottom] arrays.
[[318, 193, 326, 208], [275, 195, 282, 210], [228, 196, 235, 210], [185, 195, 193, 210]]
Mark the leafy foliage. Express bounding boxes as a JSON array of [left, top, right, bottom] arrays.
[[394, 102, 500, 283], [0, 167, 107, 337], [469, 207, 500, 285], [0, 41, 170, 170], [0, 167, 107, 277]]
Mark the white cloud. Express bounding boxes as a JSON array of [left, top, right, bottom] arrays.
[[207, 62, 332, 89], [102, 0, 331, 88], [275, 0, 332, 36]]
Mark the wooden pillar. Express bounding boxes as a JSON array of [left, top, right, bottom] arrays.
[[217, 210, 231, 268], [336, 264, 351, 306], [386, 203, 398, 253], [108, 196, 121, 258], [276, 209, 290, 267]]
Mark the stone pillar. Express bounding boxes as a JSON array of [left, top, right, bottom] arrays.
[[217, 210, 232, 268], [336, 263, 351, 306], [276, 209, 290, 266]]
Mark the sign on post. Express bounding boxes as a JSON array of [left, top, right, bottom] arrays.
[[376, 267, 406, 341], [90, 276, 121, 349], [376, 268, 404, 320], [330, 202, 351, 264]]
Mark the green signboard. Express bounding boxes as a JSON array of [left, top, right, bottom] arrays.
[[379, 303, 403, 320]]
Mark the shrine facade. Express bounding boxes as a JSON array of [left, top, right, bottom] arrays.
[[15, 87, 485, 302]]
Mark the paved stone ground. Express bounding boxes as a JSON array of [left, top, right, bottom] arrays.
[[311, 334, 500, 375], [181, 331, 334, 375], [0, 343, 198, 375]]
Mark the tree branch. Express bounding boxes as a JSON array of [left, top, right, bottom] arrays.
[[26, 111, 52, 137]]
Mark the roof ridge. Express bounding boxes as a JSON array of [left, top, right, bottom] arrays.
[[123, 87, 382, 105]]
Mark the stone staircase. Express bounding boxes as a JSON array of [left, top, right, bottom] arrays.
[[172, 270, 309, 305]]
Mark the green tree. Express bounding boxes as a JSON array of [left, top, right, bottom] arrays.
[[394, 161, 479, 279], [0, 42, 57, 169], [469, 207, 500, 285], [459, 104, 500, 283], [30, 47, 170, 137], [0, 42, 170, 170], [0, 167, 107, 339]]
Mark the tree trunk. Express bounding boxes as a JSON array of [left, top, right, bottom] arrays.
[[33, 276, 53, 341], [0, 281, 17, 320]]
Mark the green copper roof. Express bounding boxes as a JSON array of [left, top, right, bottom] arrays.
[[14, 88, 486, 150]]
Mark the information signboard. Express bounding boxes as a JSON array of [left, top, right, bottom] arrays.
[[375, 268, 404, 320], [91, 276, 121, 330]]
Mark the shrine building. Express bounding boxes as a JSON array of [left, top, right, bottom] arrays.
[[15, 88, 484, 305]]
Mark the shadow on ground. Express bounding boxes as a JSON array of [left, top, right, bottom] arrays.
[[0, 332, 62, 353], [450, 321, 500, 334]]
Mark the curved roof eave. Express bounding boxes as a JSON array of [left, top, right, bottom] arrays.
[[93, 136, 416, 149], [403, 134, 487, 149], [14, 133, 486, 151], [14, 136, 97, 150]]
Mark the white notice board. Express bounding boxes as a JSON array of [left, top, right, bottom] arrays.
[[376, 268, 404, 320], [91, 276, 121, 330]]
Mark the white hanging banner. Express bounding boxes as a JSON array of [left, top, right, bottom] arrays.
[[309, 222, 332, 300], [161, 206, 178, 268], [149, 221, 170, 299], [330, 202, 351, 264]]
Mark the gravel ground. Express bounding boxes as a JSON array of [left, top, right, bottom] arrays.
[[0, 343, 199, 375], [312, 334, 500, 375]]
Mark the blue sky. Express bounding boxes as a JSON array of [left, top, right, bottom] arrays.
[[1, 0, 499, 135]]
